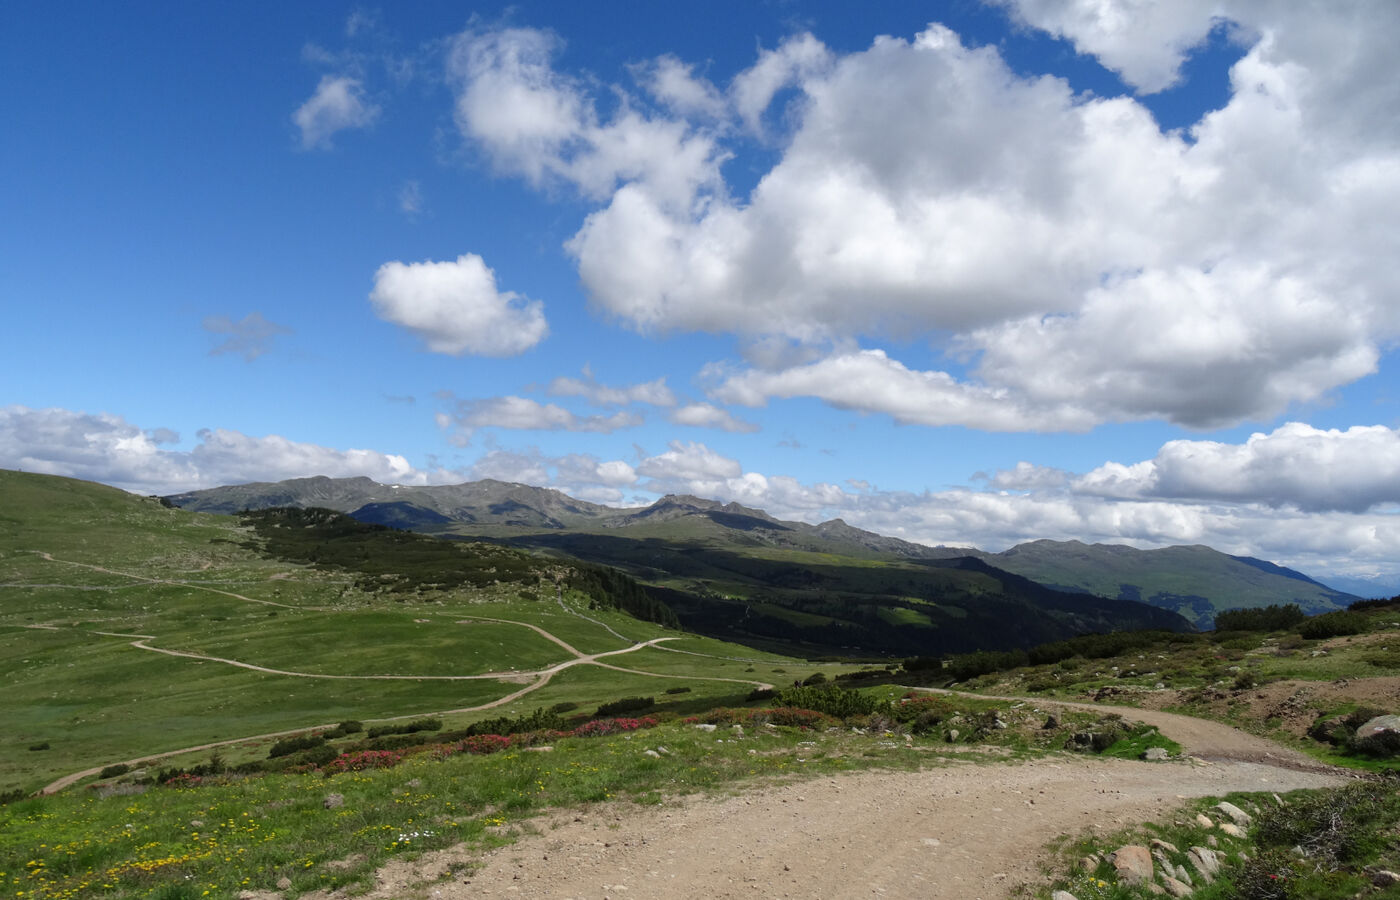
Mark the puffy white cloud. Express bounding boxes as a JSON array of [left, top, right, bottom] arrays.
[[439, 396, 642, 440], [550, 10, 1400, 430], [710, 349, 1096, 432], [1075, 422, 1400, 512], [636, 440, 742, 483], [449, 27, 726, 210], [293, 75, 379, 149], [636, 55, 727, 120], [369, 254, 547, 357], [667, 403, 758, 433], [0, 405, 451, 495], [546, 369, 676, 407], [202, 311, 292, 362], [984, 462, 1070, 491]]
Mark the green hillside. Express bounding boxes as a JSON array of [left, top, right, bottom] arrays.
[[0, 471, 814, 795]]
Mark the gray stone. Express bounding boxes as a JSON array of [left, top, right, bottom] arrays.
[[1161, 875, 1194, 897], [1150, 839, 1179, 853], [1144, 747, 1170, 761], [1110, 845, 1155, 886], [323, 793, 344, 809], [276, 877, 292, 890], [694, 723, 717, 732], [643, 749, 661, 758], [1187, 847, 1220, 883], [1052, 892, 1079, 900], [1372, 870, 1400, 887], [1355, 714, 1400, 740], [1194, 813, 1214, 829], [1219, 823, 1246, 839], [1216, 801, 1252, 827]]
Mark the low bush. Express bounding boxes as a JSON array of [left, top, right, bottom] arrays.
[[27, 742, 49, 752], [774, 684, 882, 719], [548, 701, 579, 714], [596, 697, 655, 717], [324, 720, 363, 739], [99, 764, 131, 779], [1298, 610, 1369, 640], [268, 734, 326, 759], [1253, 780, 1400, 866], [746, 688, 775, 702], [366, 717, 442, 739], [664, 686, 692, 695], [1214, 603, 1307, 633]]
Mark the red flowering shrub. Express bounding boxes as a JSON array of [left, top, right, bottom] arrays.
[[321, 749, 405, 774], [461, 734, 512, 755], [571, 716, 659, 737]]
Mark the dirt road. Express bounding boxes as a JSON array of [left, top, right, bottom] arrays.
[[334, 695, 1350, 900]]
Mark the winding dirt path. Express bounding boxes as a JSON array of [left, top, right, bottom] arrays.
[[363, 693, 1352, 900]]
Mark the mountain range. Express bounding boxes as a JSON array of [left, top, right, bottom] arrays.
[[167, 476, 1359, 632]]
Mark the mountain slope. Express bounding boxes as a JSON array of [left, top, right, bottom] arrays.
[[977, 540, 1354, 628]]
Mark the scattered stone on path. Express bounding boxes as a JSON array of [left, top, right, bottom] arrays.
[[1110, 845, 1154, 886], [323, 793, 344, 809], [1161, 875, 1194, 897], [1195, 813, 1214, 828], [1143, 747, 1169, 761], [1215, 801, 1252, 827]]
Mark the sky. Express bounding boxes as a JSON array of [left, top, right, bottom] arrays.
[[3, 1, 1399, 584]]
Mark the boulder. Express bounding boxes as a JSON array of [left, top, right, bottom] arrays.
[[1110, 845, 1155, 886], [1372, 870, 1400, 887], [1161, 875, 1194, 897], [1216, 801, 1252, 827], [1219, 823, 1246, 839], [1194, 813, 1214, 829], [1052, 892, 1079, 900], [1187, 847, 1220, 883], [1150, 839, 1179, 854], [1143, 747, 1169, 761], [323, 793, 344, 810], [695, 723, 717, 732]]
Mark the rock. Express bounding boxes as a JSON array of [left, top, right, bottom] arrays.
[[694, 723, 717, 732], [323, 793, 344, 809], [276, 876, 292, 890], [1079, 855, 1099, 872], [1354, 714, 1400, 740], [1043, 714, 1060, 729], [1161, 875, 1194, 897], [1150, 839, 1179, 854], [189, 819, 204, 828], [946, 729, 960, 742], [1216, 801, 1252, 827], [1174, 865, 1192, 885], [643, 750, 661, 758], [1372, 870, 1400, 887], [1110, 845, 1154, 886], [1219, 823, 1246, 839], [1195, 813, 1214, 829], [1206, 835, 1218, 848], [1143, 747, 1170, 761], [1145, 885, 1166, 895], [732, 724, 745, 735], [1052, 891, 1079, 900], [1187, 847, 1220, 883]]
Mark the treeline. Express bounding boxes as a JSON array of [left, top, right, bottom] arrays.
[[239, 506, 678, 627]]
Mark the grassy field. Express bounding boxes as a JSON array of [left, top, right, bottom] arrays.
[[0, 471, 849, 795]]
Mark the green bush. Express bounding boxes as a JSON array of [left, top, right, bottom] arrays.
[[366, 717, 441, 738], [664, 686, 692, 695], [1214, 603, 1306, 633], [268, 734, 326, 759], [596, 697, 655, 717], [1298, 610, 1369, 640], [27, 742, 49, 751], [773, 684, 881, 719], [548, 701, 579, 714], [99, 764, 131, 779]]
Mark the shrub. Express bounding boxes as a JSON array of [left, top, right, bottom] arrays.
[[596, 697, 655, 717], [366, 717, 442, 738], [1214, 604, 1307, 633], [548, 701, 579, 714], [99, 764, 131, 779], [1253, 781, 1400, 865], [664, 686, 692, 695], [27, 742, 49, 752], [1298, 610, 1369, 640], [268, 734, 327, 759], [746, 688, 775, 702], [801, 672, 828, 686], [774, 684, 882, 719], [571, 716, 658, 737], [321, 749, 404, 774]]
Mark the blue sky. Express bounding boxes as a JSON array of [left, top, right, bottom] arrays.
[[4, 2, 1400, 583]]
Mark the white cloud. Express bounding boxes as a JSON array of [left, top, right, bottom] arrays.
[[636, 440, 742, 484], [0, 405, 452, 495], [448, 27, 725, 210], [546, 369, 676, 407], [1075, 422, 1400, 512], [710, 349, 1096, 432], [439, 396, 642, 443], [551, 10, 1400, 430], [293, 75, 380, 149], [984, 462, 1070, 491], [369, 253, 547, 357], [202, 311, 292, 361], [636, 55, 727, 120], [398, 180, 423, 218], [667, 402, 759, 433]]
